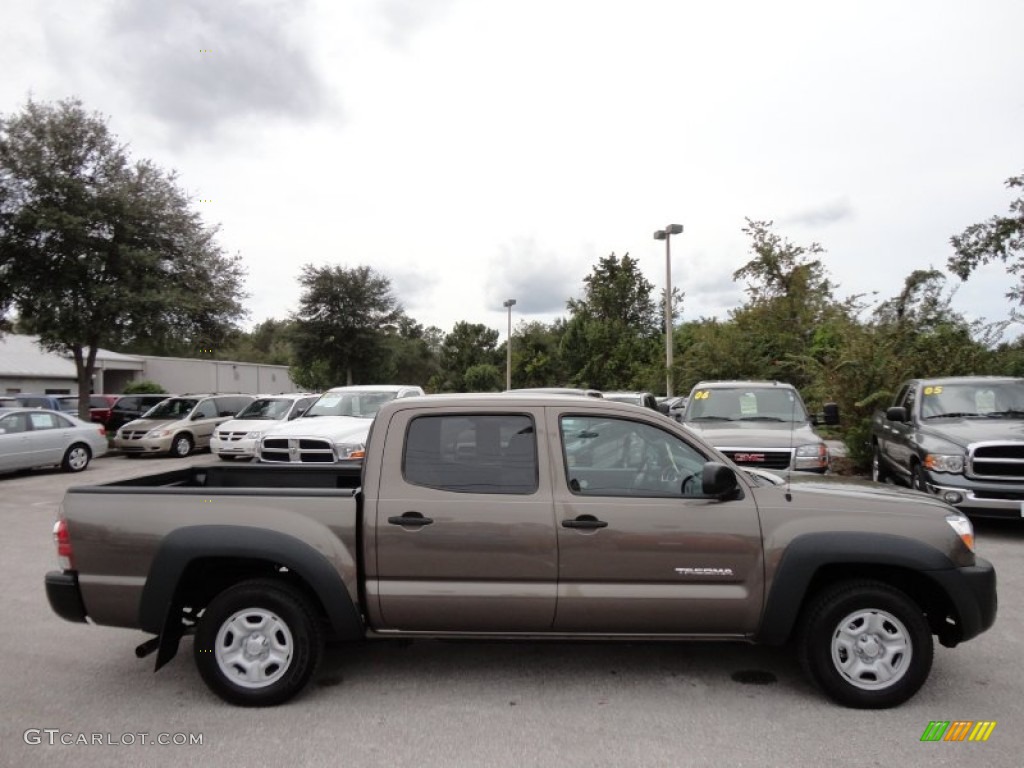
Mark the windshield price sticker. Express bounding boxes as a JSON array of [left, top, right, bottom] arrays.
[[694, 391, 711, 400], [923, 386, 944, 396]]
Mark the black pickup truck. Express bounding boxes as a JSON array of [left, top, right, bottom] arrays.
[[871, 376, 1024, 519]]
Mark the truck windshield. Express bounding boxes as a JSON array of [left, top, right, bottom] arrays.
[[685, 387, 808, 422], [236, 398, 293, 420], [920, 381, 1024, 419], [303, 391, 397, 419], [143, 399, 198, 419]]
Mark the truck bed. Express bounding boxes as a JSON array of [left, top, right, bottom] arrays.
[[74, 463, 363, 492]]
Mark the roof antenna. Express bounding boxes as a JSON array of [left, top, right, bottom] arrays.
[[785, 382, 795, 502]]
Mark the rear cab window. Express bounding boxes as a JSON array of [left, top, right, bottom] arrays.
[[403, 414, 538, 494]]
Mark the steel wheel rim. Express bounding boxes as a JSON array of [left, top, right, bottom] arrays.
[[174, 438, 190, 456], [68, 447, 89, 471], [830, 608, 912, 690], [214, 607, 294, 689]]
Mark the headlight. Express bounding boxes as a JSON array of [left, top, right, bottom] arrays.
[[245, 431, 264, 439], [945, 513, 974, 552], [335, 442, 366, 460], [145, 429, 171, 438], [794, 443, 829, 468], [924, 453, 964, 473]]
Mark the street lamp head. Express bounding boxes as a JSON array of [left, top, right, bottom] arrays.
[[653, 230, 667, 240], [503, 299, 517, 308], [667, 223, 683, 235]]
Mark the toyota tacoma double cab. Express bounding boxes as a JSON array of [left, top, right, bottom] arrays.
[[871, 376, 1024, 518], [46, 393, 996, 709]]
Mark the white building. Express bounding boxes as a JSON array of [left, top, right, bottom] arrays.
[[0, 334, 297, 395]]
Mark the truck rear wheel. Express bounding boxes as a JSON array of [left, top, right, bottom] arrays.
[[194, 579, 323, 707], [798, 580, 932, 709]]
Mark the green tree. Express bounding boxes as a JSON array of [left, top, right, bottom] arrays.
[[561, 253, 661, 390], [0, 98, 246, 418], [508, 319, 568, 388], [290, 264, 402, 387], [949, 171, 1024, 307], [463, 363, 503, 391], [376, 317, 442, 387], [122, 379, 167, 394], [434, 321, 500, 392]]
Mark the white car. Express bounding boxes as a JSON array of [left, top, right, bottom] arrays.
[[0, 408, 108, 474], [258, 385, 425, 463], [210, 394, 318, 461]]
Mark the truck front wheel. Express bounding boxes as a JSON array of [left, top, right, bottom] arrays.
[[798, 580, 933, 709], [194, 579, 323, 706]]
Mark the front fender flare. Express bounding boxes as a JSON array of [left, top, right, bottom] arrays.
[[757, 532, 956, 645]]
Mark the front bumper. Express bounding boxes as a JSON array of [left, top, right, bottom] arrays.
[[210, 436, 258, 458], [45, 571, 87, 623], [113, 434, 174, 454], [924, 470, 1024, 518], [927, 557, 997, 645]]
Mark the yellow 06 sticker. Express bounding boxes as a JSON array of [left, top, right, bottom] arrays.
[[694, 390, 711, 400], [923, 385, 943, 396]]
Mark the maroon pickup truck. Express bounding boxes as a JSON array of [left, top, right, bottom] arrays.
[[46, 394, 996, 708]]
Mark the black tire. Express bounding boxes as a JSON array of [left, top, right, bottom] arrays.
[[798, 580, 933, 709], [194, 579, 323, 707], [871, 444, 890, 484], [61, 443, 92, 473], [170, 434, 194, 458]]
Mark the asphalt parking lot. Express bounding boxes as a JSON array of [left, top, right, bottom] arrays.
[[0, 452, 1022, 768]]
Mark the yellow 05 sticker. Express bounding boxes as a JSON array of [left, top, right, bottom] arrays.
[[923, 385, 943, 396], [694, 390, 711, 400]]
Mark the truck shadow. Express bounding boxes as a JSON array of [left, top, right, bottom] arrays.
[[316, 639, 804, 698]]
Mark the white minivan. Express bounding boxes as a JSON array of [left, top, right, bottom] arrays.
[[210, 393, 318, 461]]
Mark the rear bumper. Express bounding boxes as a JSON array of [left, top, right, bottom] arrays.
[[928, 557, 997, 645], [45, 571, 88, 623]]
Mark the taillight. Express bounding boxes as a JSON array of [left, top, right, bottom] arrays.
[[53, 518, 74, 570], [96, 425, 106, 437]]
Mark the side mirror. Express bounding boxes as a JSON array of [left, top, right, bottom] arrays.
[[190, 412, 203, 421], [656, 401, 670, 415], [701, 462, 740, 500], [822, 402, 840, 426], [886, 406, 908, 423]]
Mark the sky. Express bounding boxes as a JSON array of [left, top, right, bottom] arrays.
[[3, 0, 1023, 343]]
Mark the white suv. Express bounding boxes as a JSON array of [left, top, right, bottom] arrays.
[[258, 385, 425, 463], [210, 393, 319, 461]]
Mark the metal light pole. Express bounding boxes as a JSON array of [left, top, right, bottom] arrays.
[[503, 299, 517, 390], [653, 224, 683, 397]]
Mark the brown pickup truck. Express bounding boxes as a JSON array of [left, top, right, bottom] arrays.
[[45, 394, 997, 709]]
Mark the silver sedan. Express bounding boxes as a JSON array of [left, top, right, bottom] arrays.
[[0, 408, 109, 475]]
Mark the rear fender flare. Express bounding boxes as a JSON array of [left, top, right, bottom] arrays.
[[139, 525, 363, 641]]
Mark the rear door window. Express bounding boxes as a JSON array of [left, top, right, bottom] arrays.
[[404, 414, 537, 494]]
